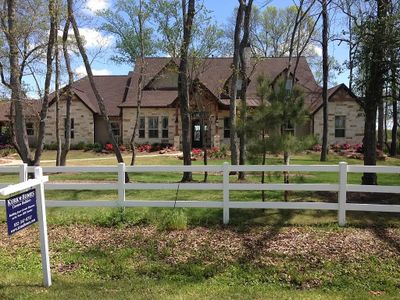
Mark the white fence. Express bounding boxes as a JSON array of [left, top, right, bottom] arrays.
[[0, 162, 400, 226]]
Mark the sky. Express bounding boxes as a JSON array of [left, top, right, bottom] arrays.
[[24, 0, 351, 96]]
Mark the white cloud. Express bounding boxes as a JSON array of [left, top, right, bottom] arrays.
[[313, 45, 323, 57], [71, 28, 113, 48], [85, 0, 110, 14], [75, 65, 112, 78]]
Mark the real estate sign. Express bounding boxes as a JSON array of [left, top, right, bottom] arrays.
[[6, 189, 38, 236]]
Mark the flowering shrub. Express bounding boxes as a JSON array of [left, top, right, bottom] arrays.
[[354, 143, 363, 153], [330, 144, 341, 152], [207, 145, 229, 159], [119, 145, 127, 151], [105, 143, 113, 151], [137, 143, 152, 152], [312, 144, 322, 152], [341, 143, 351, 150], [191, 148, 202, 156]]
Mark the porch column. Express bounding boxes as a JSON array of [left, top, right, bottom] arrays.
[[213, 102, 220, 148]]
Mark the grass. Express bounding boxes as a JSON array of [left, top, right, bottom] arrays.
[[0, 151, 399, 299]]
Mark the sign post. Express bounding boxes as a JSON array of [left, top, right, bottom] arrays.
[[0, 166, 51, 288]]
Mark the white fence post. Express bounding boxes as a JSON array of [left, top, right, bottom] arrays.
[[223, 162, 230, 224], [19, 163, 27, 182], [34, 167, 51, 287], [118, 162, 126, 209], [338, 162, 348, 226]]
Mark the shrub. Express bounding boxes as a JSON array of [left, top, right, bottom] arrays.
[[44, 143, 58, 150], [207, 144, 229, 159], [191, 148, 202, 156], [93, 143, 103, 153], [341, 143, 351, 150], [71, 142, 86, 150], [137, 143, 152, 152], [312, 144, 322, 152], [330, 144, 341, 152], [105, 143, 113, 151], [354, 143, 363, 153], [119, 144, 127, 152], [0, 144, 15, 157]]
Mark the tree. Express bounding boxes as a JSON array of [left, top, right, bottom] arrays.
[[178, 0, 195, 182], [1, 0, 56, 166], [353, 0, 390, 185], [246, 77, 311, 201], [229, 0, 245, 168], [238, 0, 253, 180], [59, 18, 74, 166], [320, 0, 329, 161], [245, 75, 271, 201], [67, 0, 125, 166], [99, 0, 155, 64]]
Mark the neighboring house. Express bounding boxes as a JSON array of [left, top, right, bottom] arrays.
[[2, 57, 365, 148], [0, 100, 42, 146]]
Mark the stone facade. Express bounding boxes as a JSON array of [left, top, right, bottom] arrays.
[[313, 89, 364, 145], [45, 96, 95, 145], [122, 108, 177, 145]]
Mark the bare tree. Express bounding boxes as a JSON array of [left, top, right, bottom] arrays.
[[59, 19, 73, 166], [238, 0, 253, 180], [320, 0, 329, 161], [229, 0, 245, 168], [67, 0, 125, 166], [129, 0, 147, 166]]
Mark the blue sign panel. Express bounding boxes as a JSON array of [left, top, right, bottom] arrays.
[[6, 189, 38, 236]]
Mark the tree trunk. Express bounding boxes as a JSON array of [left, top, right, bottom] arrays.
[[362, 0, 388, 185], [178, 0, 195, 182], [68, 0, 125, 165], [54, 1, 61, 166], [377, 99, 384, 150], [60, 19, 73, 166], [283, 152, 290, 201], [261, 130, 266, 202], [33, 0, 56, 166], [390, 76, 398, 156], [320, 0, 329, 162], [130, 0, 146, 168], [201, 115, 208, 182], [238, 0, 253, 181], [229, 0, 244, 167], [7, 0, 32, 164]]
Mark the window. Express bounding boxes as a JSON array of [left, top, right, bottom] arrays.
[[148, 116, 159, 138], [139, 117, 145, 138], [282, 121, 295, 135], [335, 116, 346, 137], [162, 116, 169, 138], [26, 122, 34, 136], [111, 122, 120, 137], [64, 118, 74, 139], [285, 79, 293, 91], [224, 117, 230, 138]]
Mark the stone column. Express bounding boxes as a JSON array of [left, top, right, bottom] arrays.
[[174, 135, 180, 150], [213, 135, 220, 148]]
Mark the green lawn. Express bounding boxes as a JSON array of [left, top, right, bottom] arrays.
[[0, 151, 399, 299]]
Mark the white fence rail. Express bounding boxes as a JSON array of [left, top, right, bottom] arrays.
[[1, 162, 400, 226]]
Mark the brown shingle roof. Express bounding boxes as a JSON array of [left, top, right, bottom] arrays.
[[0, 100, 42, 122], [123, 57, 322, 108], [49, 75, 130, 116]]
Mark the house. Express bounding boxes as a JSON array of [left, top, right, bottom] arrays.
[[0, 99, 42, 146], [2, 57, 364, 148]]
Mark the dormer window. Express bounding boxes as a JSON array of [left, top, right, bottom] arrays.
[[236, 79, 243, 93], [285, 79, 293, 91]]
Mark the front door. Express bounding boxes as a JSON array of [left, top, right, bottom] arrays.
[[192, 120, 202, 148]]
